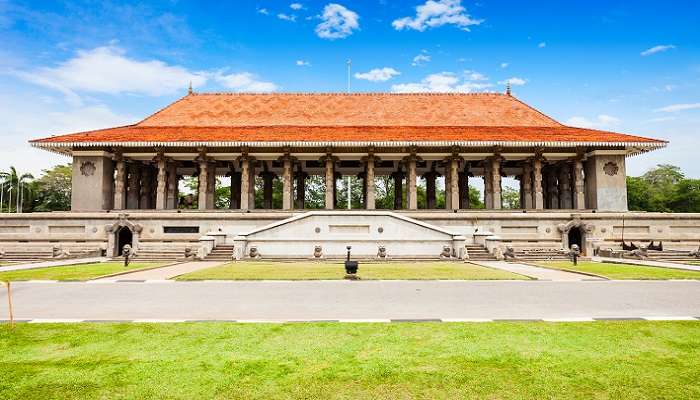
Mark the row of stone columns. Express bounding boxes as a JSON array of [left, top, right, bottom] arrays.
[[114, 155, 180, 211]]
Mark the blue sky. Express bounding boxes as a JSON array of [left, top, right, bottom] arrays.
[[1, 0, 699, 178]]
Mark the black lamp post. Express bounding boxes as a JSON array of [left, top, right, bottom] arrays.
[[344, 245, 359, 275]]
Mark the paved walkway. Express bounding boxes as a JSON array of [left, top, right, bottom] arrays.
[[0, 257, 108, 272], [594, 256, 700, 272], [472, 261, 601, 281], [93, 261, 224, 281], [2, 280, 699, 321]]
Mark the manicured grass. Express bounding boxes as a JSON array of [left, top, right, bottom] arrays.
[[1, 321, 699, 399], [537, 261, 700, 280], [0, 262, 167, 282], [176, 261, 528, 280]]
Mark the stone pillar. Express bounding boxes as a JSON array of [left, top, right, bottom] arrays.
[[390, 167, 404, 210], [423, 166, 439, 209], [261, 168, 275, 209], [295, 164, 307, 209], [140, 166, 153, 209], [443, 157, 459, 211], [522, 162, 533, 209], [282, 156, 293, 210], [239, 156, 255, 210], [70, 153, 114, 211], [573, 158, 585, 210], [166, 162, 178, 209], [127, 162, 140, 209], [197, 158, 209, 210], [491, 156, 502, 210], [546, 167, 559, 209], [230, 165, 241, 210], [458, 170, 469, 209], [406, 156, 417, 210], [483, 162, 492, 209], [365, 155, 375, 210], [445, 163, 453, 210], [558, 164, 573, 209], [585, 154, 628, 211], [323, 155, 335, 210], [532, 157, 544, 210], [113, 156, 126, 210], [155, 155, 168, 210]]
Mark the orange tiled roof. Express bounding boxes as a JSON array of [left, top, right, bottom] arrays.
[[30, 93, 666, 147]]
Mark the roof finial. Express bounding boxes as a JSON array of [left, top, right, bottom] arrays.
[[505, 82, 511, 96], [188, 81, 193, 95]]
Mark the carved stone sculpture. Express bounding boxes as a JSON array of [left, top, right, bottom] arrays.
[[377, 245, 387, 260], [313, 245, 323, 259], [249, 246, 261, 259], [440, 245, 452, 259]]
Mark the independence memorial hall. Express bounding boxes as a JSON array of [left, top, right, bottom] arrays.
[[3, 89, 698, 261]]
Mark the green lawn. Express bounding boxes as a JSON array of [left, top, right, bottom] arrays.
[[0, 262, 167, 281], [1, 321, 699, 399], [176, 261, 528, 280], [537, 261, 700, 280]]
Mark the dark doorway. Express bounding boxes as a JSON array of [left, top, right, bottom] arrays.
[[116, 227, 133, 256], [568, 227, 583, 254]]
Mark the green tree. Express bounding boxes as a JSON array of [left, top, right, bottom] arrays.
[[501, 186, 521, 209], [0, 166, 34, 212], [626, 176, 652, 211], [31, 164, 71, 211], [669, 179, 700, 212]]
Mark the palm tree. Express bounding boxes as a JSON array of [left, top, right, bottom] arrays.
[[0, 167, 34, 212]]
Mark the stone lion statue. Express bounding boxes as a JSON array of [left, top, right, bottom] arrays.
[[249, 246, 261, 259], [377, 245, 387, 260], [503, 245, 517, 261], [440, 245, 452, 259], [313, 245, 323, 259]]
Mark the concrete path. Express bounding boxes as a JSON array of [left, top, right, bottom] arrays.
[[93, 261, 224, 281], [0, 257, 108, 272], [594, 256, 700, 272], [2, 280, 699, 321], [472, 261, 601, 281]]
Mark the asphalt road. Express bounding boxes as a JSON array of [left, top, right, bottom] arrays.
[[2, 280, 700, 321]]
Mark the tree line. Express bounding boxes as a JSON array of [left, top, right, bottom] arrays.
[[1, 163, 697, 212]]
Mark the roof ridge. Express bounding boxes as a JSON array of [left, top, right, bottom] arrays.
[[506, 95, 563, 127], [188, 91, 508, 96]]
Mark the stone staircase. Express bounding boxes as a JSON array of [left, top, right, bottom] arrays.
[[0, 249, 53, 262], [645, 250, 700, 263], [204, 245, 234, 262], [464, 245, 498, 261], [514, 248, 570, 261], [129, 245, 189, 262]]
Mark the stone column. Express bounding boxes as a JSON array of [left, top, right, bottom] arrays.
[[445, 163, 453, 210], [197, 156, 209, 210], [406, 156, 418, 210], [491, 156, 502, 210], [295, 164, 307, 209], [573, 158, 585, 209], [323, 155, 335, 210], [458, 170, 469, 209], [522, 162, 533, 209], [558, 164, 573, 209], [390, 167, 404, 210], [532, 157, 544, 210], [443, 157, 459, 211], [113, 156, 127, 210], [155, 155, 168, 210], [364, 155, 376, 210], [229, 164, 241, 210], [546, 167, 559, 209], [127, 162, 140, 209], [282, 156, 293, 210], [239, 156, 254, 210], [140, 166, 153, 209], [423, 166, 439, 209], [261, 168, 275, 210], [167, 162, 178, 209]]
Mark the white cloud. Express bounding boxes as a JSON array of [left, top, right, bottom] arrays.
[[647, 116, 676, 123], [391, 72, 492, 93], [641, 44, 676, 56], [654, 103, 700, 113], [212, 71, 278, 92], [538, 42, 546, 48], [290, 3, 303, 10], [354, 67, 400, 82], [465, 70, 487, 81], [257, 8, 269, 15], [315, 3, 359, 40], [296, 60, 311, 67], [412, 53, 431, 66], [15, 45, 206, 102], [565, 114, 621, 129], [498, 77, 527, 86], [392, 0, 482, 32], [500, 62, 509, 68], [277, 13, 297, 22]]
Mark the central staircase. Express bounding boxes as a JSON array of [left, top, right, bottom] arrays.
[[464, 245, 497, 261], [204, 245, 234, 262]]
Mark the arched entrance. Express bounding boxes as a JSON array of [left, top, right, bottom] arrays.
[[116, 227, 133, 256], [568, 226, 583, 251]]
